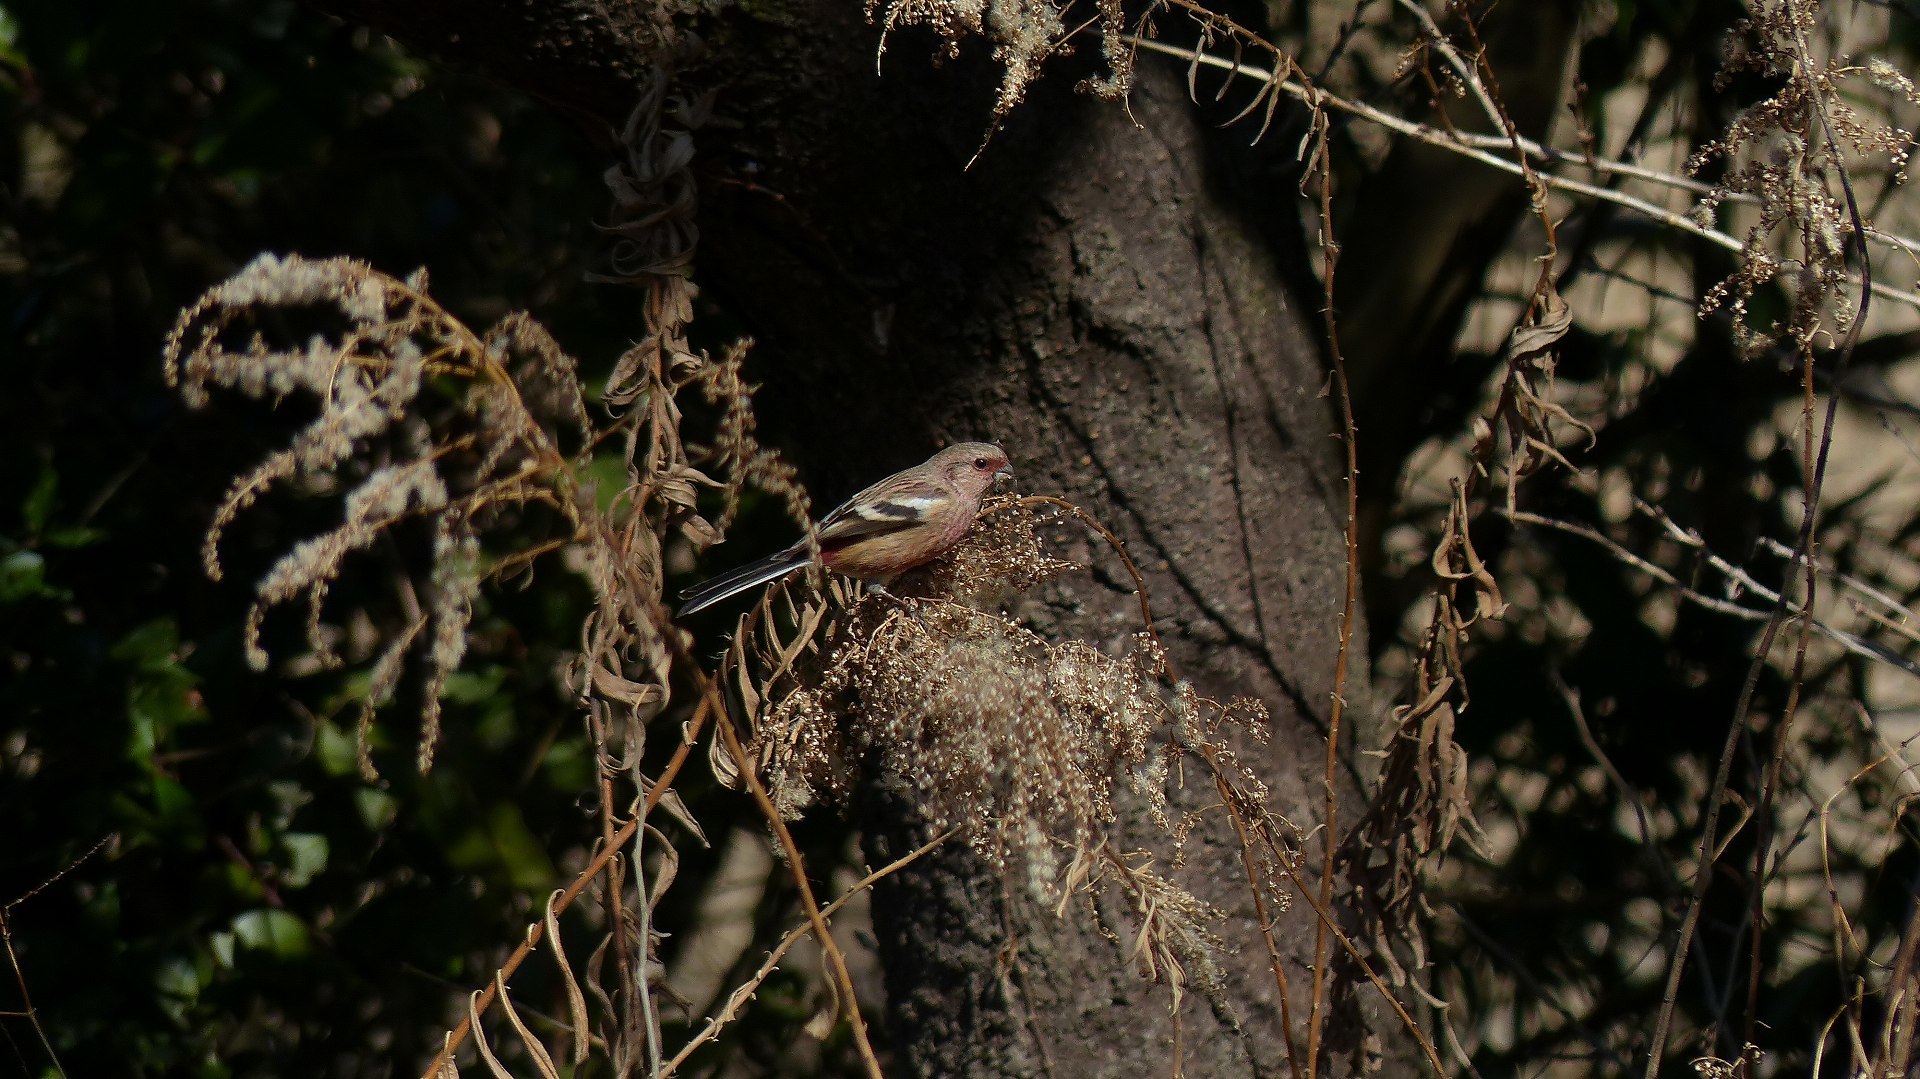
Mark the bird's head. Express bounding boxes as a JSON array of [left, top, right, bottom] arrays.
[[937, 441, 1014, 493]]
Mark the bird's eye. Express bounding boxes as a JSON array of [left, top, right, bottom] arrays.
[[974, 457, 990, 470]]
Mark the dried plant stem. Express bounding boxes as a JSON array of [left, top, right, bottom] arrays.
[[1739, 360, 1823, 1052], [664, 590, 883, 1077], [1646, 7, 1878, 1066], [2, 835, 111, 1079], [419, 694, 717, 1079], [1007, 494, 1166, 659], [1740, 11, 1880, 1055], [1810, 732, 1920, 1072], [1298, 68, 1364, 1079], [1277, 846, 1445, 1075], [660, 827, 957, 1074], [1120, 36, 1920, 313], [634, 821, 665, 1073], [1641, 369, 1797, 1079], [1873, 875, 1920, 1074], [1196, 741, 1447, 1076], [421, 817, 640, 1078], [1274, 863, 1443, 1075], [1218, 774, 1304, 1079], [598, 770, 637, 1056], [660, 585, 894, 1077], [710, 699, 884, 1078]]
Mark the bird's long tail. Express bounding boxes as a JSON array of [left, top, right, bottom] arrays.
[[677, 545, 811, 616]]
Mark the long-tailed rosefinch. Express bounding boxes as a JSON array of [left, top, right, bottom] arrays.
[[678, 442, 1014, 615]]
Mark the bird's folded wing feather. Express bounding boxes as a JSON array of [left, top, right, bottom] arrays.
[[815, 480, 953, 546]]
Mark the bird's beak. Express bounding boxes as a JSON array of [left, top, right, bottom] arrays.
[[995, 464, 1015, 485]]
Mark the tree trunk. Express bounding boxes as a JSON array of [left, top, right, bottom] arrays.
[[306, 2, 1401, 1073], [714, 51, 1387, 1072]]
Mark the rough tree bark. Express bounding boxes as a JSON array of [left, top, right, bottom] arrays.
[[306, 1, 1406, 1073]]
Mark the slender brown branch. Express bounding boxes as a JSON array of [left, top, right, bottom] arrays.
[[710, 699, 884, 1077], [1119, 36, 1920, 312], [1279, 843, 1447, 1076], [1303, 79, 1359, 1079], [418, 693, 715, 1078], [660, 828, 956, 1074], [1646, 8, 1877, 1067], [1218, 773, 1304, 1079], [1873, 889, 1920, 1075], [1, 834, 113, 1079], [1007, 494, 1167, 662], [419, 816, 640, 1078], [1194, 740, 1447, 1077]]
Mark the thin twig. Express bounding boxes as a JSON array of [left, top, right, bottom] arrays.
[[1646, 5, 1878, 1066], [1303, 85, 1362, 1079], [1503, 508, 1920, 678], [1006, 494, 1167, 661], [710, 702, 885, 1077], [1120, 36, 1920, 314], [1, 835, 114, 1079], [1874, 861, 1920, 1075], [419, 694, 714, 1079], [1219, 775, 1305, 1079], [1740, 8, 1880, 1056], [659, 828, 956, 1074], [1220, 756, 1448, 1076]]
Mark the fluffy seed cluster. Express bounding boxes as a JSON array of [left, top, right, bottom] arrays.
[[868, 0, 1130, 122], [1688, 0, 1912, 357], [164, 254, 585, 776], [722, 495, 1273, 989]]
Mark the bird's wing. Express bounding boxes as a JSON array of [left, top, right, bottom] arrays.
[[681, 474, 959, 613], [813, 477, 954, 547]]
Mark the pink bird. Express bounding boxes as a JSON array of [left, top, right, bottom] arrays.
[[678, 442, 1014, 615]]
